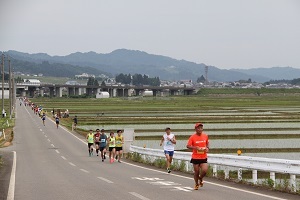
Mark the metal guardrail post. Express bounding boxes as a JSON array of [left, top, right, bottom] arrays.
[[270, 172, 276, 188], [290, 174, 296, 192], [213, 165, 217, 177], [252, 170, 258, 185], [224, 167, 229, 179], [238, 168, 243, 181]]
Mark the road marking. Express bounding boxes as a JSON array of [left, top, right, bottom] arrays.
[[40, 129, 42, 131], [51, 144, 55, 148], [7, 151, 16, 200], [55, 150, 60, 154], [69, 162, 76, 167], [129, 192, 150, 200], [124, 162, 288, 200], [61, 156, 67, 160], [97, 177, 114, 183], [44, 135, 47, 138], [80, 169, 89, 173], [47, 116, 288, 200], [47, 139, 51, 142]]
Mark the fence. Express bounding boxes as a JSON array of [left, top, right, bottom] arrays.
[[130, 145, 300, 192]]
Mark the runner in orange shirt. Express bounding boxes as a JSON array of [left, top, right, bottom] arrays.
[[186, 122, 209, 190]]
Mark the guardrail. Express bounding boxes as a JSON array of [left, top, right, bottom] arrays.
[[130, 145, 300, 192]]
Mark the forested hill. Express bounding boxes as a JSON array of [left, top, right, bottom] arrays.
[[8, 59, 109, 77]]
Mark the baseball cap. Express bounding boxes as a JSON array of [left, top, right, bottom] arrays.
[[194, 122, 203, 128]]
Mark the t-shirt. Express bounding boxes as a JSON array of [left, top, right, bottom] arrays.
[[94, 133, 100, 142], [187, 133, 209, 159], [163, 133, 175, 151], [100, 134, 107, 147]]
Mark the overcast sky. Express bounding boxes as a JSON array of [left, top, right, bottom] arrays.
[[1, 0, 300, 69]]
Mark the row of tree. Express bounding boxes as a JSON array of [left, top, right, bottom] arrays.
[[116, 73, 160, 86]]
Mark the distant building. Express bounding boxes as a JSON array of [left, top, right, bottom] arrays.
[[75, 73, 95, 78], [65, 81, 79, 85]]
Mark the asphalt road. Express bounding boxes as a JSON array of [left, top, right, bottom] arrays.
[[1, 104, 299, 200]]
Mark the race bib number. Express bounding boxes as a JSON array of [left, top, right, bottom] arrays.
[[101, 139, 106, 143]]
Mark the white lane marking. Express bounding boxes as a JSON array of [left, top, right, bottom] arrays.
[[51, 144, 55, 148], [61, 156, 67, 160], [45, 115, 288, 200], [40, 129, 42, 131], [47, 139, 51, 142], [124, 162, 288, 200], [97, 177, 114, 183], [44, 135, 47, 138], [69, 162, 76, 167], [129, 192, 150, 200], [80, 169, 89, 173], [7, 151, 17, 200], [55, 150, 60, 154]]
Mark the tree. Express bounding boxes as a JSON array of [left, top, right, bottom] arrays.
[[197, 75, 206, 83]]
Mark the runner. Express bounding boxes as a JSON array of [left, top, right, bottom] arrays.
[[186, 122, 209, 190], [108, 132, 116, 163], [115, 130, 124, 163], [99, 129, 107, 162], [94, 129, 101, 156], [73, 115, 78, 130], [55, 115, 60, 129], [160, 127, 176, 173], [41, 113, 46, 126], [86, 129, 94, 157]]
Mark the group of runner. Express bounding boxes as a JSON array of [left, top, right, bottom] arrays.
[[86, 129, 124, 163], [160, 123, 209, 190]]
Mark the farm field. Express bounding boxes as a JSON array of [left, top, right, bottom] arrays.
[[29, 95, 300, 160]]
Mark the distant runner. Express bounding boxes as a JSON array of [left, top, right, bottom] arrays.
[[94, 129, 101, 156], [186, 122, 209, 190], [73, 115, 78, 130], [115, 130, 124, 163], [160, 127, 176, 173], [100, 129, 107, 162], [55, 115, 60, 129], [41, 113, 46, 126], [86, 129, 94, 157], [108, 132, 116, 163]]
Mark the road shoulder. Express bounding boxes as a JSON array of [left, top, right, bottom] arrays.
[[0, 151, 13, 200]]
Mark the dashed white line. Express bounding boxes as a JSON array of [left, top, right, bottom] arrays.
[[69, 162, 76, 167], [97, 177, 114, 183], [47, 139, 51, 142], [45, 135, 48, 138], [51, 144, 55, 148], [61, 156, 67, 160], [129, 192, 150, 200], [40, 129, 43, 131], [55, 150, 60, 154], [80, 169, 89, 173]]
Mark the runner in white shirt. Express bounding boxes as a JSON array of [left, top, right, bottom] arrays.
[[160, 127, 176, 173]]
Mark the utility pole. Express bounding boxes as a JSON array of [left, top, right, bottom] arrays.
[[1, 53, 4, 117], [8, 56, 12, 119]]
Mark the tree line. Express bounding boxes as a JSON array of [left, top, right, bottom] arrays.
[[116, 73, 160, 86]]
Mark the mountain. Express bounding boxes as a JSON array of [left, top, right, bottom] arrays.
[[4, 56, 108, 77], [5, 49, 299, 82], [231, 67, 300, 81]]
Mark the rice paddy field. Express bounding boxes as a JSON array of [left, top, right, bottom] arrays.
[[30, 95, 300, 160]]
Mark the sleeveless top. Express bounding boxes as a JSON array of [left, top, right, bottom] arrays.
[[109, 137, 115, 147], [87, 133, 94, 143], [115, 135, 123, 147]]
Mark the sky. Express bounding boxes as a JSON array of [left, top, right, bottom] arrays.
[[0, 0, 300, 69]]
